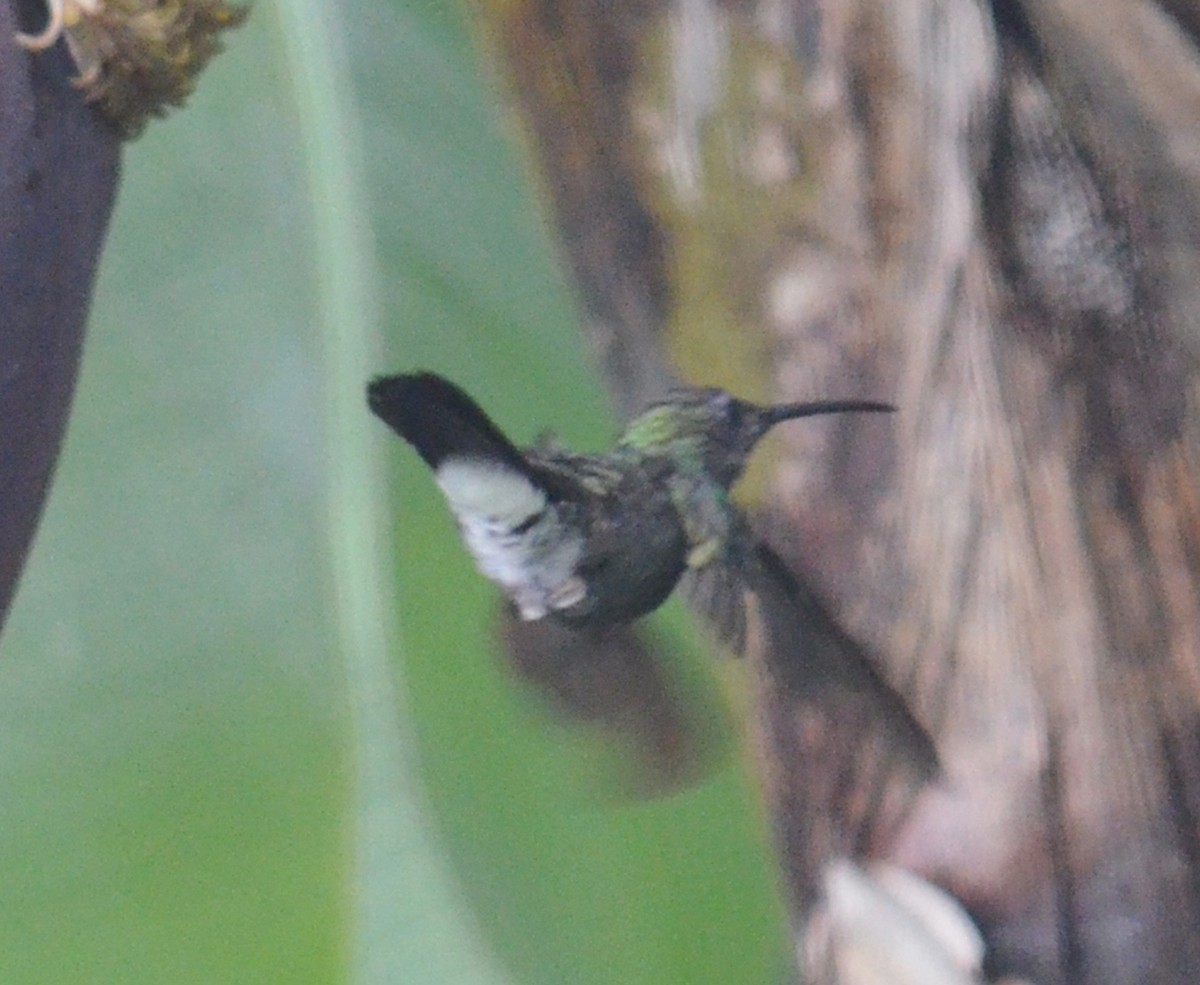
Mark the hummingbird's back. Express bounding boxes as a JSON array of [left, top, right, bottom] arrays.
[[526, 448, 690, 628]]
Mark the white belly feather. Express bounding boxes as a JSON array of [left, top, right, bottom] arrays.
[[435, 457, 585, 620]]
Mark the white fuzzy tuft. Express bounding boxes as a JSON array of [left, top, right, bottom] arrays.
[[434, 456, 585, 618], [436, 458, 545, 527]]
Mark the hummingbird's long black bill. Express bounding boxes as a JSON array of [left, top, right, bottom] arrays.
[[761, 400, 896, 427]]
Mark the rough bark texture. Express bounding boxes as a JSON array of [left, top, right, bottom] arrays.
[[481, 1, 1200, 983], [0, 0, 121, 632]]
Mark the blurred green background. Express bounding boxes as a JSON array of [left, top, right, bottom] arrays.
[[0, 1, 784, 981]]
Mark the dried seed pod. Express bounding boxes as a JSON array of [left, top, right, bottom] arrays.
[[17, 0, 248, 139]]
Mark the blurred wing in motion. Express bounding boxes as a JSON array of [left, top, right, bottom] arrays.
[[683, 517, 938, 785], [494, 608, 724, 796]]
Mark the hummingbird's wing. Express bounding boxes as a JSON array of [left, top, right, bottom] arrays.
[[682, 519, 939, 782], [494, 606, 721, 796]]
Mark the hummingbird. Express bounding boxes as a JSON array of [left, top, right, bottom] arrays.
[[367, 372, 938, 779]]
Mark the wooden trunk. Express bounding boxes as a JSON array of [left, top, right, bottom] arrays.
[[480, 1, 1200, 982]]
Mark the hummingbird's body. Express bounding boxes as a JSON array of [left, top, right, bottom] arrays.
[[368, 372, 938, 777]]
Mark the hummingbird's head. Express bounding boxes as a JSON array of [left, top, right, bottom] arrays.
[[621, 387, 895, 489]]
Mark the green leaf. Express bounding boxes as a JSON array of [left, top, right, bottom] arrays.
[[0, 1, 784, 982]]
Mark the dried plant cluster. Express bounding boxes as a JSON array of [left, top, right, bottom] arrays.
[[17, 0, 247, 138]]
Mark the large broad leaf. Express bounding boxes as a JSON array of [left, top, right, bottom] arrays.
[[0, 1, 783, 982]]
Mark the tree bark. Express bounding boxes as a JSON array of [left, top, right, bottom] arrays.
[[480, 1, 1200, 983], [0, 0, 121, 632]]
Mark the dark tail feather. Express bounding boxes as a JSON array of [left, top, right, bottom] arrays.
[[367, 372, 528, 472]]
